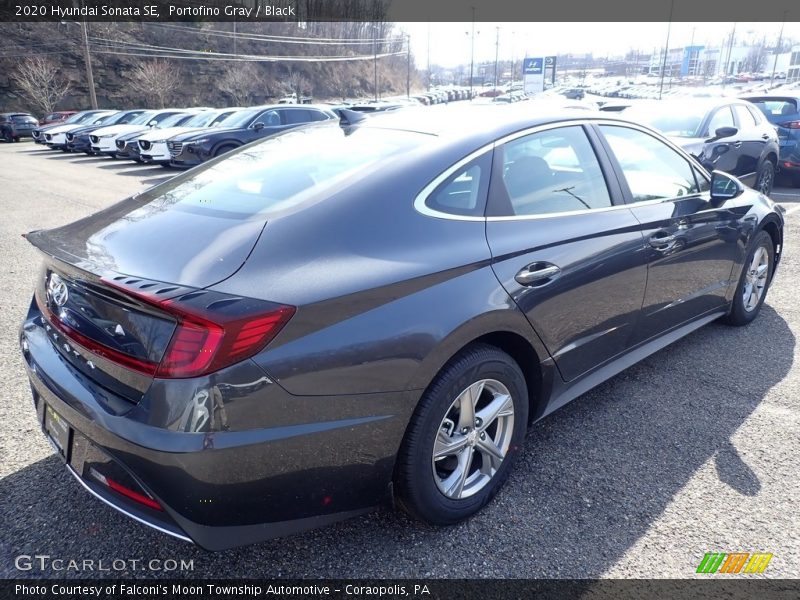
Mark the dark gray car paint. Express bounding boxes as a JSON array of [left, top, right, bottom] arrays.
[[21, 109, 785, 549]]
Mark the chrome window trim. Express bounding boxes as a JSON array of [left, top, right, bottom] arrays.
[[413, 118, 711, 222]]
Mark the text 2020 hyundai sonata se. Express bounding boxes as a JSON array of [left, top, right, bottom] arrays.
[[20, 106, 784, 550]]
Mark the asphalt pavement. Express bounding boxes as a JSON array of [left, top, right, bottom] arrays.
[[0, 141, 798, 579]]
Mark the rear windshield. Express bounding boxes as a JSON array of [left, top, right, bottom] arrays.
[[140, 125, 428, 219], [746, 98, 798, 121], [624, 103, 708, 137], [10, 115, 36, 122]]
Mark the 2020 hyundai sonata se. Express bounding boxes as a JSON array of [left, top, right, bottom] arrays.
[[20, 105, 784, 550]]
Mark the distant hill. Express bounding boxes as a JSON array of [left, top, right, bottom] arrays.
[[0, 21, 419, 114]]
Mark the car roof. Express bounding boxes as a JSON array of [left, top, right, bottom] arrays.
[[357, 104, 614, 143]]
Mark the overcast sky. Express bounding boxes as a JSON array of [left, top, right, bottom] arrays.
[[399, 22, 800, 68]]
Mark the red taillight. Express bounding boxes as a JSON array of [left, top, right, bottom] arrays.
[[39, 277, 295, 380], [778, 120, 800, 129], [154, 301, 294, 378]]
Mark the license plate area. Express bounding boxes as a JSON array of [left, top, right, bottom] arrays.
[[44, 404, 71, 462]]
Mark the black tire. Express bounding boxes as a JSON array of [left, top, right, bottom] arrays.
[[394, 344, 528, 525], [214, 144, 238, 157], [723, 230, 774, 326], [754, 159, 775, 196], [13, 136, 20, 142], [108, 153, 117, 159], [2, 130, 12, 143], [160, 163, 173, 169]]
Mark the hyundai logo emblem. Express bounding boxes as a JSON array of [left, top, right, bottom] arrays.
[[47, 273, 69, 308]]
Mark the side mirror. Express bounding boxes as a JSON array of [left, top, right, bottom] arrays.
[[253, 122, 265, 131], [709, 170, 744, 202], [707, 126, 737, 141], [148, 121, 157, 127]]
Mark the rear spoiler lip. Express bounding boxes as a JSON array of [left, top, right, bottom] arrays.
[[23, 229, 193, 303]]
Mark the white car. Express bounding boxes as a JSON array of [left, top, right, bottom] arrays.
[[44, 111, 117, 150], [137, 108, 243, 165], [89, 109, 200, 157]]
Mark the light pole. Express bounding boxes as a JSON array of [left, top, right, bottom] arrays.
[[426, 24, 431, 91], [372, 24, 379, 102], [62, 19, 97, 109], [467, 6, 477, 100], [493, 26, 500, 90], [658, 0, 674, 100], [770, 11, 788, 89], [406, 34, 411, 98]]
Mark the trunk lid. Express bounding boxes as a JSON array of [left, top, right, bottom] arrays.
[[25, 184, 268, 290]]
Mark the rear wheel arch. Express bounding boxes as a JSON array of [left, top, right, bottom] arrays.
[[407, 321, 549, 427]]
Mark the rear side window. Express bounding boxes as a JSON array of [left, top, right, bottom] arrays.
[[600, 125, 700, 202], [281, 109, 313, 124], [490, 125, 611, 217], [308, 110, 331, 122], [425, 153, 491, 217]]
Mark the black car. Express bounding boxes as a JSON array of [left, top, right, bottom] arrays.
[[0, 112, 38, 141], [20, 107, 784, 550], [623, 98, 780, 196], [167, 105, 337, 168], [740, 94, 800, 187], [66, 110, 148, 155]]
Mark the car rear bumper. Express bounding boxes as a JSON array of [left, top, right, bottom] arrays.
[[20, 304, 411, 550], [777, 142, 800, 172]]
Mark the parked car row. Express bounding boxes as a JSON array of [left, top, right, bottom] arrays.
[[29, 104, 340, 169]]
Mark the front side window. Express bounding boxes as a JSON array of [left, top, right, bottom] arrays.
[[491, 125, 611, 216], [599, 125, 700, 202], [705, 106, 734, 136], [258, 110, 282, 126]]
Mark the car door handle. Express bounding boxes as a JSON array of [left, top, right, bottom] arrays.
[[515, 264, 561, 286], [761, 134, 770, 140], [732, 141, 742, 148], [649, 233, 676, 249]]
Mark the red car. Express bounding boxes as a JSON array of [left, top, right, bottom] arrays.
[[39, 110, 78, 126]]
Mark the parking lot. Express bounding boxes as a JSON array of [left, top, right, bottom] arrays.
[[1, 138, 799, 579]]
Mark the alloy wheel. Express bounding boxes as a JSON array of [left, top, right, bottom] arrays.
[[432, 379, 515, 499], [757, 167, 773, 195], [742, 246, 769, 312]]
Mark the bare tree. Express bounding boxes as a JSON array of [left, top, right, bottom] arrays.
[[219, 62, 258, 106], [284, 68, 311, 102], [12, 57, 71, 115], [129, 60, 180, 108]]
